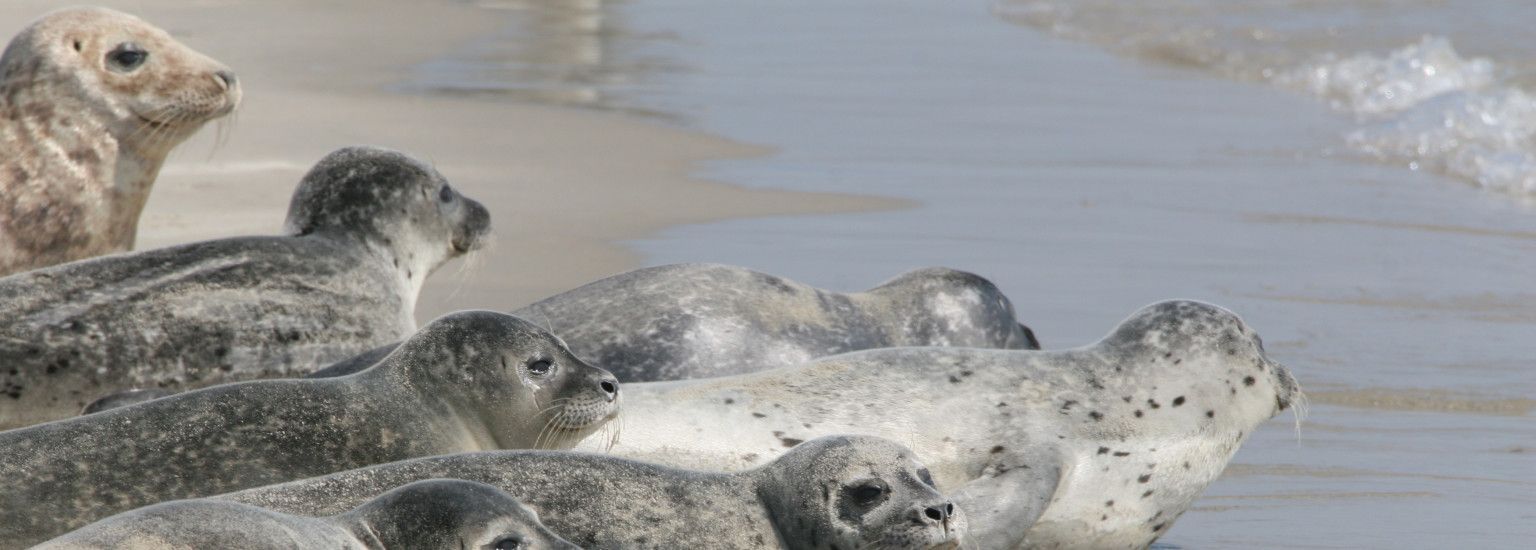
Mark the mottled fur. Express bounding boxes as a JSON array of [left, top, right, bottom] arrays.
[[318, 263, 1039, 382], [35, 479, 578, 550], [0, 7, 239, 274], [0, 146, 489, 429], [569, 300, 1302, 549], [225, 436, 964, 550], [0, 311, 618, 546]]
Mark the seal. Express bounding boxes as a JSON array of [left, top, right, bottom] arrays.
[[34, 479, 579, 550], [0, 145, 491, 429], [563, 300, 1302, 549], [0, 310, 620, 547], [225, 435, 965, 550], [317, 263, 1040, 382], [0, 7, 241, 275]]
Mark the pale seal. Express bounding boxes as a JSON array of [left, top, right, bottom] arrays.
[[0, 310, 619, 547], [35, 479, 579, 550], [564, 300, 1302, 549], [318, 263, 1040, 381], [225, 435, 965, 550], [0, 7, 241, 275], [0, 145, 490, 429]]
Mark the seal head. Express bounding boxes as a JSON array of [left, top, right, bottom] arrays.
[[756, 435, 967, 549], [869, 267, 1040, 350], [373, 310, 621, 450], [285, 146, 492, 298], [0, 7, 241, 273]]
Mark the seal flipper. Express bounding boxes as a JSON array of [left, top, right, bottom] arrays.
[[306, 342, 401, 378], [80, 388, 178, 415], [1018, 323, 1042, 350], [949, 452, 1060, 548]]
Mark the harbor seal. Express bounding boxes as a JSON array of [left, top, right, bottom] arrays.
[[0, 7, 241, 275], [317, 263, 1040, 382], [0, 145, 490, 429], [225, 435, 965, 549], [566, 300, 1302, 549], [0, 310, 619, 547], [35, 479, 579, 550]]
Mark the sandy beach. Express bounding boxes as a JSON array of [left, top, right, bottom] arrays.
[[0, 0, 899, 323]]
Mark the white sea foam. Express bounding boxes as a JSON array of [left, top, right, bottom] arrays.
[[1000, 0, 1536, 199], [1278, 37, 1536, 194]]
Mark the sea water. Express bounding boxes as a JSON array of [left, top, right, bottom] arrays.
[[421, 0, 1535, 547]]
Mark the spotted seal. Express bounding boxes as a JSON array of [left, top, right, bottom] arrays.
[[225, 435, 965, 549], [565, 300, 1302, 549], [0, 145, 490, 429], [0, 7, 240, 275], [34, 479, 578, 550], [317, 263, 1039, 382], [0, 310, 619, 547]]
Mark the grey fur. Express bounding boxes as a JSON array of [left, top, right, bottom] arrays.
[[567, 300, 1302, 549], [0, 310, 619, 547], [35, 479, 579, 550], [0, 145, 490, 429], [224, 435, 965, 550], [316, 263, 1038, 382]]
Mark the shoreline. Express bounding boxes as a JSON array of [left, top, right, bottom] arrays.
[[1, 0, 906, 323]]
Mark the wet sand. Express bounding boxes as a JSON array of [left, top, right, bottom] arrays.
[[0, 0, 899, 323]]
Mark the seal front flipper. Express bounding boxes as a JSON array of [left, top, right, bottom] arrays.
[[949, 452, 1061, 549], [307, 342, 402, 378]]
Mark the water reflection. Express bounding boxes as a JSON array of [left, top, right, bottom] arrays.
[[407, 0, 681, 119]]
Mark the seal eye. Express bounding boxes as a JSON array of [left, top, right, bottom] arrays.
[[491, 536, 526, 550], [526, 359, 554, 377], [438, 184, 454, 203], [845, 480, 889, 507], [106, 43, 148, 71]]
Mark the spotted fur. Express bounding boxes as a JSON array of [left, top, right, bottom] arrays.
[[571, 300, 1302, 549]]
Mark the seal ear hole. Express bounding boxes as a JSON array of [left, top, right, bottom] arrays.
[[71, 40, 82, 52], [438, 184, 455, 203]]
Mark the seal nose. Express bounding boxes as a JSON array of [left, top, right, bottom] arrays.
[[214, 70, 237, 89], [597, 376, 619, 402], [917, 501, 955, 525]]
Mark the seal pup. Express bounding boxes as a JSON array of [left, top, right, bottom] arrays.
[[34, 479, 579, 550], [317, 263, 1040, 382], [0, 145, 490, 429], [0, 310, 619, 547], [226, 435, 965, 550], [566, 300, 1302, 549], [0, 7, 241, 274]]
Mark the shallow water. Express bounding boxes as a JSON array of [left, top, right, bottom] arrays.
[[421, 0, 1535, 546]]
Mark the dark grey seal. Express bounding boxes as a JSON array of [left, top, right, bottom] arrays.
[[319, 263, 1039, 382], [0, 145, 490, 429], [0, 310, 619, 547], [564, 300, 1303, 549], [35, 479, 578, 550], [225, 435, 965, 550]]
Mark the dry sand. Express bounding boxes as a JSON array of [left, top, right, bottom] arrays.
[[0, 0, 901, 323]]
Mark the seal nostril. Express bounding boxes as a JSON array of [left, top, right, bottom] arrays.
[[924, 507, 944, 522], [599, 380, 617, 396], [214, 70, 236, 87], [945, 503, 954, 516]]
